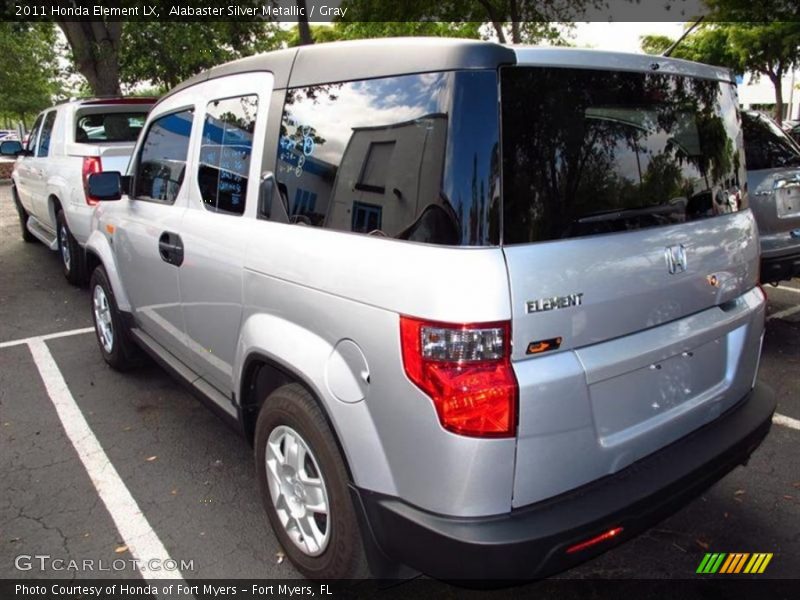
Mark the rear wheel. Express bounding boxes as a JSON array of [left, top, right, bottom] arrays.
[[56, 210, 85, 285], [255, 384, 367, 579], [12, 187, 35, 243], [90, 265, 139, 370]]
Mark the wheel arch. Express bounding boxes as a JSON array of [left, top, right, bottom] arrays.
[[84, 230, 132, 312], [239, 351, 355, 483], [234, 312, 396, 497], [48, 193, 63, 228]]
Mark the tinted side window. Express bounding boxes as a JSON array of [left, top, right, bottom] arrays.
[[198, 95, 257, 215], [37, 111, 56, 157], [742, 112, 800, 171], [26, 114, 44, 153], [134, 109, 194, 204], [274, 71, 500, 246]]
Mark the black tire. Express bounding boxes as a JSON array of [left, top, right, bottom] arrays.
[[56, 209, 85, 285], [255, 383, 368, 579], [12, 187, 35, 243], [89, 265, 140, 371]]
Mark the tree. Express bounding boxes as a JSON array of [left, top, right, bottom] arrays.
[[119, 22, 288, 92], [57, 0, 305, 95], [642, 21, 800, 124], [640, 28, 740, 70], [295, 0, 313, 44], [340, 0, 594, 44], [0, 23, 60, 125], [727, 23, 800, 125], [57, 21, 123, 96], [284, 21, 483, 46]]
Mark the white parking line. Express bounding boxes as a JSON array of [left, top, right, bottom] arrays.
[[27, 337, 187, 583], [774, 413, 800, 431], [767, 304, 800, 322], [776, 285, 800, 294], [0, 326, 94, 349]]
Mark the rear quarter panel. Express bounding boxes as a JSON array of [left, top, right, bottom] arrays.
[[239, 221, 517, 516]]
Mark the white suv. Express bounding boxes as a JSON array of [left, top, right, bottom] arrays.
[[11, 98, 154, 284]]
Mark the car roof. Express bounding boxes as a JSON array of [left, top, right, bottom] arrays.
[[159, 37, 735, 106]]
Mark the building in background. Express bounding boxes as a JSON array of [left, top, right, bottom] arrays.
[[738, 70, 799, 122]]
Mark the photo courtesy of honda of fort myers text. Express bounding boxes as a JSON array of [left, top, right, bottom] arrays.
[[1, 0, 800, 599]]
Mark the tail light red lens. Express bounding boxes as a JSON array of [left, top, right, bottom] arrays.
[[82, 156, 102, 205], [400, 316, 518, 438]]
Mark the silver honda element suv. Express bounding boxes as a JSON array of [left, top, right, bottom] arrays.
[[84, 39, 775, 580]]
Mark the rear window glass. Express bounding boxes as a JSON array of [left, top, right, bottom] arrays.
[[501, 67, 747, 244], [75, 112, 147, 143], [741, 112, 800, 171]]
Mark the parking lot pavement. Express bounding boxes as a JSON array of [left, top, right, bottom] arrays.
[[0, 184, 91, 342], [1, 179, 798, 587], [0, 343, 134, 580]]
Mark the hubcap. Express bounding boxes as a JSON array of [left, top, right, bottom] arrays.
[[265, 426, 330, 556], [93, 285, 114, 353], [60, 226, 71, 271]]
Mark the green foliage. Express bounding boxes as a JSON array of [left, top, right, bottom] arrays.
[[284, 21, 483, 46], [639, 35, 672, 55], [120, 22, 289, 91], [641, 17, 800, 123], [726, 22, 800, 79], [641, 27, 742, 72], [0, 22, 60, 124], [339, 0, 586, 43], [704, 0, 800, 21]]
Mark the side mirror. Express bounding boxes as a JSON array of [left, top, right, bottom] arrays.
[[87, 171, 125, 201], [0, 140, 23, 156]]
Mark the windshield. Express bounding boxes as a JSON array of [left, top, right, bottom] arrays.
[[501, 67, 746, 244]]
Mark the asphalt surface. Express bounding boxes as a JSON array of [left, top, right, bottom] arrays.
[[1, 180, 798, 592]]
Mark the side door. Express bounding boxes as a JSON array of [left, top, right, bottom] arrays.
[[178, 73, 274, 395], [111, 100, 196, 360], [29, 110, 58, 222], [14, 112, 44, 213]]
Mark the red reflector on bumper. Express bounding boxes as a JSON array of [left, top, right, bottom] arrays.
[[566, 527, 624, 554]]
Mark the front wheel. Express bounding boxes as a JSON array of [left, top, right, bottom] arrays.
[[56, 210, 85, 285], [255, 384, 367, 579], [89, 265, 139, 370]]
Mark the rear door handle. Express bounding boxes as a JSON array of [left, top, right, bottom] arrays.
[[158, 231, 184, 266]]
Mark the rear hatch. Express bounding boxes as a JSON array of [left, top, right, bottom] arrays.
[[68, 100, 154, 173], [741, 111, 800, 250], [500, 63, 763, 506]]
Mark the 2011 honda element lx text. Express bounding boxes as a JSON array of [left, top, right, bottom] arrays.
[[83, 38, 776, 580]]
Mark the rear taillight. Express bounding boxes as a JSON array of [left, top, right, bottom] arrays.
[[82, 156, 102, 205], [400, 316, 518, 438]]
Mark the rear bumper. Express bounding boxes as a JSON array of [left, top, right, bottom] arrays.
[[354, 382, 775, 580]]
